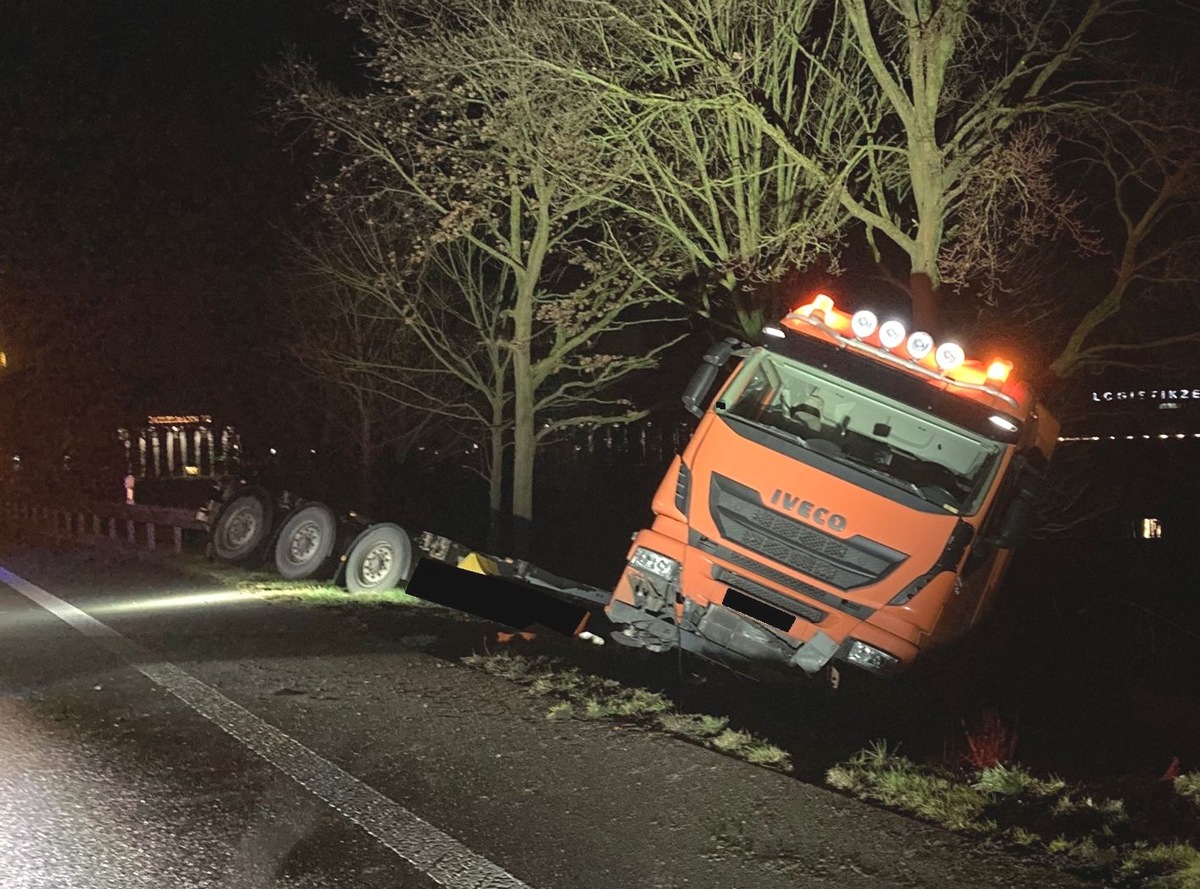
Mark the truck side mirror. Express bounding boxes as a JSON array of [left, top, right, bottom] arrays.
[[682, 338, 738, 418], [989, 463, 1043, 549], [991, 488, 1035, 549]]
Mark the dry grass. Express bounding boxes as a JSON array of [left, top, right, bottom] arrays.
[[463, 651, 791, 772], [173, 553, 421, 607], [828, 741, 1199, 884]]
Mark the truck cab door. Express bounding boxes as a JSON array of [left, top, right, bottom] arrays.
[[963, 455, 1045, 627]]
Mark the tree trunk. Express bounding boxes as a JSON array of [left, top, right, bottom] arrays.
[[511, 286, 535, 558], [358, 396, 374, 511], [909, 271, 938, 335], [508, 170, 551, 560], [486, 399, 505, 553], [359, 450, 376, 514], [908, 124, 945, 335]]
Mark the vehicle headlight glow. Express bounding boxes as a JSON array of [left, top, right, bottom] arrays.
[[843, 639, 899, 674], [850, 310, 878, 339], [878, 320, 907, 350], [629, 547, 680, 581]]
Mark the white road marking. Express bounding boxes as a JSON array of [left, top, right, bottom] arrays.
[[0, 566, 533, 889]]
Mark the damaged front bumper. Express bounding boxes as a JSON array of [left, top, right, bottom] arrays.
[[608, 597, 839, 678]]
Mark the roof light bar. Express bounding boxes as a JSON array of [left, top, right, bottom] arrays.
[[785, 294, 1017, 405]]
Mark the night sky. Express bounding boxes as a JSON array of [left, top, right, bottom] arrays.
[[2, 0, 1200, 465], [0, 0, 355, 449]]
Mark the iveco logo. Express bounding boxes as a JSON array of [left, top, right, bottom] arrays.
[[769, 489, 848, 532]]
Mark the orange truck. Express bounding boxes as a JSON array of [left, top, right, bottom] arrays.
[[606, 293, 1059, 680], [210, 292, 1058, 684]]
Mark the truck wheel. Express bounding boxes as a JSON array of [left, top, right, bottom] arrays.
[[212, 490, 273, 565], [344, 523, 412, 594], [273, 503, 337, 580]]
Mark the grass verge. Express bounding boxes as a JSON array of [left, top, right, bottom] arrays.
[[173, 553, 423, 608], [827, 742, 1200, 886], [463, 650, 791, 772]]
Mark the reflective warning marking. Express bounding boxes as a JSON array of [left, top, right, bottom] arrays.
[[0, 566, 532, 889]]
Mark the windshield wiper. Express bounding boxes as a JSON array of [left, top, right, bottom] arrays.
[[719, 412, 811, 450], [836, 453, 932, 501]]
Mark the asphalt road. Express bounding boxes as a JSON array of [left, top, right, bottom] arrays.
[[0, 542, 1100, 889]]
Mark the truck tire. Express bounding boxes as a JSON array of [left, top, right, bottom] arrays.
[[344, 523, 413, 594], [273, 502, 337, 581], [211, 489, 273, 565]]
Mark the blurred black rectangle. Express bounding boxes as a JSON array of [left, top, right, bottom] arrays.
[[406, 557, 589, 636]]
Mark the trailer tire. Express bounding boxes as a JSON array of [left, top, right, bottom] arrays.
[[344, 523, 412, 594], [273, 502, 337, 580], [211, 490, 273, 565]]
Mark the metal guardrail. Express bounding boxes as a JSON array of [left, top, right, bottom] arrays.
[[0, 499, 207, 554]]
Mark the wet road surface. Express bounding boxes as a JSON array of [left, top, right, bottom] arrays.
[[0, 560, 446, 889], [0, 543, 1100, 888]]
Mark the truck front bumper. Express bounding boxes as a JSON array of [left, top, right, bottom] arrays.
[[608, 597, 839, 678]]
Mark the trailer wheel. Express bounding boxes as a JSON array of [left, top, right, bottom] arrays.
[[344, 523, 412, 594], [273, 503, 337, 580], [211, 490, 273, 565]]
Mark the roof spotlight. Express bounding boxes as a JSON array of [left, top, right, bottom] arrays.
[[878, 320, 907, 350], [906, 331, 934, 360], [850, 310, 878, 339], [935, 342, 965, 371]]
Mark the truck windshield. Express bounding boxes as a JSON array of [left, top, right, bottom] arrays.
[[715, 351, 1004, 515]]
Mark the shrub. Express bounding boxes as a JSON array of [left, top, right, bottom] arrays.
[[1175, 772, 1200, 807], [963, 710, 1018, 770]]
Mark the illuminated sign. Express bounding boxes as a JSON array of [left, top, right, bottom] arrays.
[[1091, 390, 1200, 403], [147, 415, 213, 425]]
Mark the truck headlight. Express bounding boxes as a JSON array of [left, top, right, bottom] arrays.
[[629, 547, 680, 582], [843, 639, 899, 674]]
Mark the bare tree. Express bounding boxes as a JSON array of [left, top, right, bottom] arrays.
[[463, 0, 857, 336], [1049, 84, 1200, 378], [287, 246, 445, 510], [277, 0, 686, 533], [289, 205, 511, 524], [834, 1, 1118, 328], [498, 0, 1128, 331]]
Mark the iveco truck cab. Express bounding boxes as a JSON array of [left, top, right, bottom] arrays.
[[607, 293, 1059, 679]]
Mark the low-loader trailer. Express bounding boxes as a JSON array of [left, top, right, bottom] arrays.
[[210, 292, 1058, 682]]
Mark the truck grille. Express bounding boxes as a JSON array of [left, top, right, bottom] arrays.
[[708, 473, 907, 590], [715, 566, 826, 624]]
